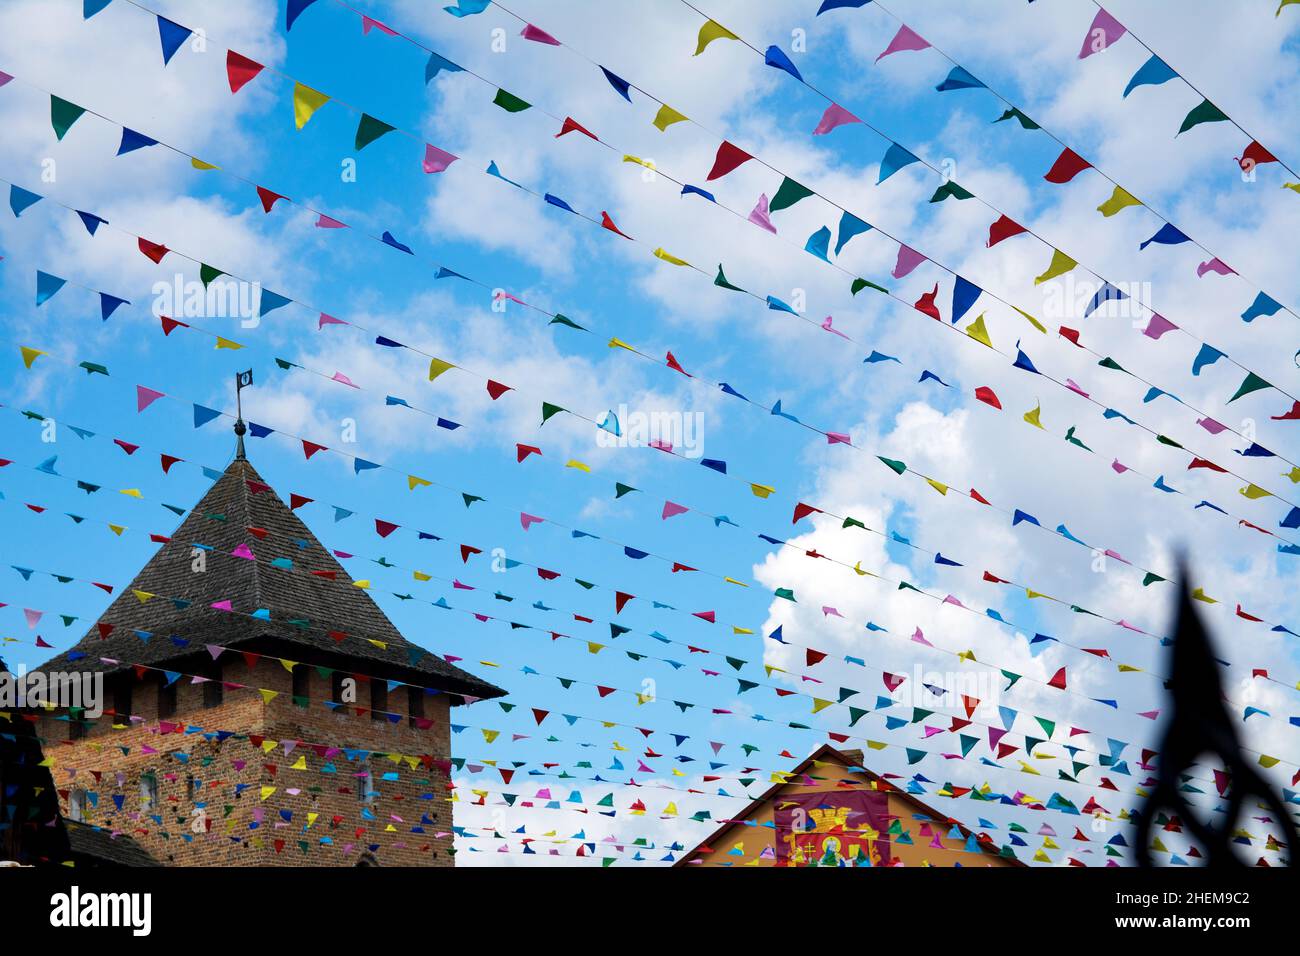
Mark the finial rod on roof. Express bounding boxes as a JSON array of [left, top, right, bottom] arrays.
[[234, 369, 253, 461]]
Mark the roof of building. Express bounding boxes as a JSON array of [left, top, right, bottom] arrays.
[[673, 743, 1025, 866], [37, 453, 505, 701], [63, 820, 160, 867]]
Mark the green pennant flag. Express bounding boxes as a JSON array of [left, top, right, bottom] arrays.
[[714, 264, 744, 292], [493, 89, 531, 112], [851, 277, 888, 296], [1156, 435, 1182, 448], [541, 402, 565, 424], [737, 679, 758, 693], [910, 707, 933, 723], [1178, 98, 1229, 135], [354, 113, 395, 151], [774, 587, 796, 602], [769, 177, 814, 213], [905, 749, 925, 765], [200, 264, 224, 288], [993, 106, 1040, 130], [574, 579, 595, 590], [51, 95, 86, 141], [841, 516, 865, 530], [1228, 371, 1271, 403], [1023, 736, 1043, 755], [847, 706, 868, 726], [1142, 572, 1167, 586], [725, 656, 745, 671], [959, 734, 978, 757], [614, 482, 638, 498], [929, 180, 975, 203], [1001, 669, 1021, 689], [877, 456, 906, 475], [78, 361, 108, 376], [1064, 426, 1092, 450], [1036, 717, 1056, 737], [1098, 356, 1126, 372], [549, 313, 586, 331], [897, 581, 921, 593], [462, 493, 484, 508]]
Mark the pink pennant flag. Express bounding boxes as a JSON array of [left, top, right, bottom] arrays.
[[315, 213, 347, 229], [1079, 7, 1126, 58], [1142, 313, 1178, 339], [361, 15, 398, 36], [826, 431, 851, 445], [1197, 417, 1228, 435], [23, 608, 42, 629], [206, 644, 224, 660], [822, 606, 843, 618], [876, 24, 930, 61], [521, 23, 560, 45], [332, 371, 358, 388], [1196, 257, 1236, 278], [821, 315, 848, 339], [231, 543, 255, 560], [693, 610, 716, 623], [813, 103, 861, 135], [1111, 459, 1129, 474], [748, 193, 777, 234], [211, 599, 233, 611], [136, 385, 165, 413], [649, 439, 673, 453], [662, 501, 689, 519], [520, 512, 543, 531], [1104, 549, 1131, 565], [942, 594, 965, 608], [318, 313, 347, 330], [0, 71, 12, 88], [423, 143, 458, 174], [911, 627, 932, 646], [1065, 379, 1089, 398], [892, 244, 926, 279]]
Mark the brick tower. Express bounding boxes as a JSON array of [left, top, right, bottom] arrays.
[[32, 408, 504, 866]]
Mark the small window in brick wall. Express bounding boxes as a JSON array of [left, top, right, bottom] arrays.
[[202, 661, 223, 709], [292, 667, 310, 708], [370, 679, 388, 721], [69, 788, 87, 822], [408, 686, 425, 728], [113, 681, 133, 724], [140, 772, 159, 810], [158, 679, 177, 719]]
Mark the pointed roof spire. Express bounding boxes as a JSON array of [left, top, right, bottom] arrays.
[[234, 368, 253, 461]]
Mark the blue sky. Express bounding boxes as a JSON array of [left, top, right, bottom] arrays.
[[2, 0, 1300, 865]]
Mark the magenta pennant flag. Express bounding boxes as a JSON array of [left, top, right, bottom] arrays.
[[521, 23, 560, 45], [662, 501, 689, 519], [1197, 416, 1228, 434], [315, 213, 347, 229], [1111, 459, 1129, 474], [423, 143, 458, 173], [361, 15, 398, 36], [1079, 7, 1126, 58], [332, 371, 358, 387], [821, 315, 848, 339], [892, 244, 926, 279], [748, 193, 777, 233], [520, 512, 543, 531], [876, 24, 930, 62], [136, 385, 165, 412], [24, 608, 42, 629], [813, 103, 861, 135], [1196, 257, 1236, 278], [318, 313, 347, 329], [1142, 314, 1178, 339], [826, 431, 851, 444]]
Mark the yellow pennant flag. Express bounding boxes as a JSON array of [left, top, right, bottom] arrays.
[[652, 104, 688, 132], [412, 570, 430, 582], [1034, 248, 1077, 285], [695, 19, 738, 55], [926, 478, 948, 496], [733, 626, 753, 635], [290, 756, 307, 770], [1240, 483, 1272, 499], [1284, 182, 1300, 195], [653, 247, 689, 267], [428, 357, 455, 380], [107, 524, 126, 536], [724, 577, 748, 587], [1014, 307, 1047, 333], [293, 83, 330, 130], [132, 590, 155, 603], [368, 639, 387, 650], [353, 579, 371, 589], [215, 337, 242, 350], [608, 337, 636, 351], [482, 728, 499, 744], [190, 156, 219, 170], [258, 689, 279, 705], [565, 459, 590, 472], [811, 698, 834, 714], [1191, 587, 1218, 604], [1023, 402, 1044, 429], [260, 786, 277, 801], [1096, 185, 1142, 217], [279, 659, 297, 673], [965, 313, 992, 347], [622, 155, 653, 169], [586, 642, 605, 654], [20, 346, 46, 369], [118, 488, 143, 500], [1026, 589, 1047, 599], [750, 483, 775, 498], [1259, 754, 1280, 768], [1285, 466, 1300, 483], [408, 475, 430, 491]]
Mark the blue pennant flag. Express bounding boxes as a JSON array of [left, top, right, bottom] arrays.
[[1123, 55, 1177, 98], [156, 15, 192, 65]]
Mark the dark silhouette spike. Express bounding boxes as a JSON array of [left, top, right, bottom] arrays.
[[1136, 558, 1297, 866]]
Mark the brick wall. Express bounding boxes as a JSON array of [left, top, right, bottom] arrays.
[[38, 656, 458, 867]]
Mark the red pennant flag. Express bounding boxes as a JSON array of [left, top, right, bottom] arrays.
[[1048, 667, 1067, 689], [256, 186, 288, 213], [962, 695, 978, 718], [516, 443, 541, 463], [114, 439, 139, 455], [1236, 604, 1263, 622], [460, 545, 481, 563], [246, 526, 269, 540], [792, 502, 821, 524], [983, 571, 1008, 584], [706, 141, 753, 181], [615, 591, 634, 613], [996, 743, 1019, 759], [302, 440, 327, 459], [537, 568, 560, 580], [92, 582, 113, 594], [665, 351, 691, 376], [1187, 457, 1226, 473], [882, 672, 905, 692], [160, 454, 182, 473], [532, 708, 549, 725], [289, 493, 312, 510], [913, 283, 941, 321], [1237, 141, 1277, 171], [35, 635, 53, 648], [596, 686, 616, 698], [671, 562, 696, 573], [969, 488, 991, 505], [486, 380, 512, 400], [226, 50, 264, 93], [138, 237, 170, 263], [806, 649, 827, 667], [600, 211, 632, 240], [986, 213, 1027, 247], [159, 315, 187, 336], [693, 610, 716, 623], [1271, 401, 1300, 421], [557, 116, 598, 140], [375, 519, 399, 538], [1044, 147, 1092, 184], [1058, 326, 1082, 347], [97, 623, 114, 639], [974, 386, 1002, 409]]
